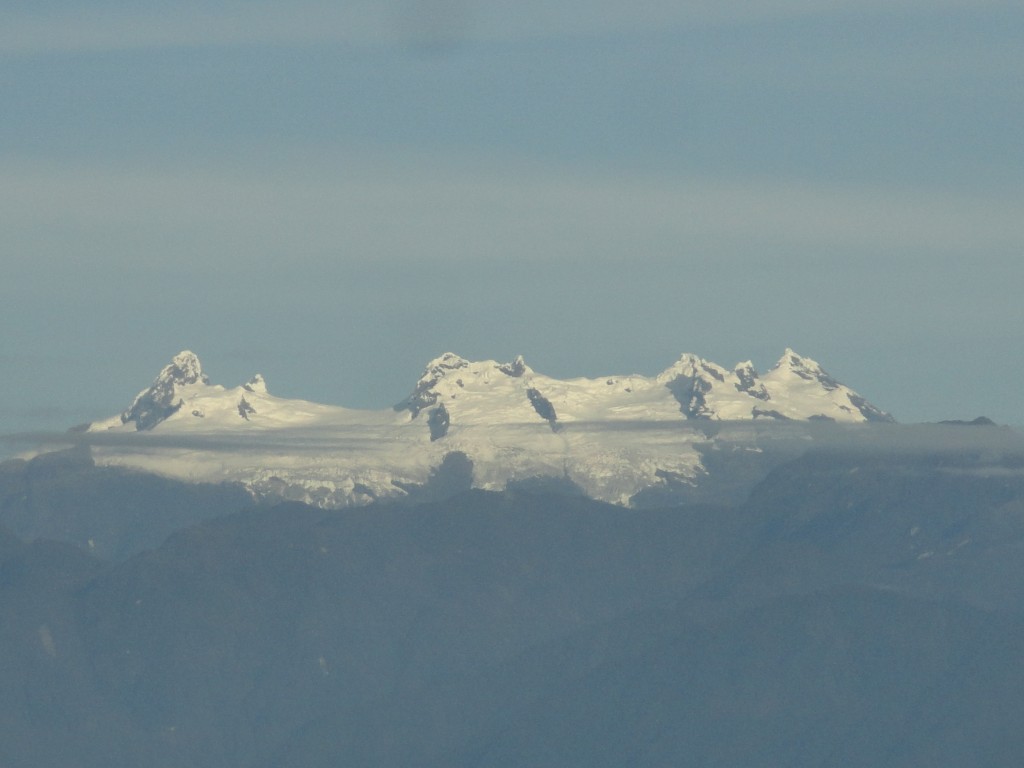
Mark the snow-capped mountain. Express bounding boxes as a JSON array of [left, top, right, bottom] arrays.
[[81, 348, 893, 506], [399, 348, 889, 429]]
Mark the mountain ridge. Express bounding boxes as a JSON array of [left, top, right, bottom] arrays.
[[99, 347, 892, 432], [72, 347, 893, 507]]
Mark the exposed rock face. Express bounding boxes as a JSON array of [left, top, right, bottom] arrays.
[[847, 392, 895, 423], [237, 397, 256, 420], [658, 355, 733, 419], [527, 387, 557, 426], [498, 355, 529, 378], [734, 361, 770, 401], [121, 350, 209, 431], [243, 374, 267, 394], [395, 353, 471, 417], [428, 403, 450, 441]]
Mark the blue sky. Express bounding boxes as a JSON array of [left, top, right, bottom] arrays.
[[2, 0, 1022, 433]]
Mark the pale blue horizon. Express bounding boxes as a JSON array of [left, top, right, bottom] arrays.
[[2, 0, 1022, 433]]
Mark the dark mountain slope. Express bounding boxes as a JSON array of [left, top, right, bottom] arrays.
[[454, 588, 1024, 768], [0, 447, 254, 560], [0, 438, 1022, 766], [1, 491, 748, 766], [265, 587, 1024, 768], [704, 446, 1024, 612]]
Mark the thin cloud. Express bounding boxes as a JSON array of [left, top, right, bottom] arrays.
[[5, 422, 1022, 459], [0, 3, 387, 55], [1, 428, 407, 455], [0, 0, 1014, 55], [2, 159, 1022, 269]]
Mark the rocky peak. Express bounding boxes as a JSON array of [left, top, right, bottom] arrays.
[[497, 355, 531, 378], [243, 374, 268, 394], [734, 361, 770, 401], [396, 352, 471, 417], [120, 350, 210, 431], [167, 350, 207, 386], [657, 354, 731, 418], [770, 349, 840, 390], [764, 349, 895, 423], [657, 353, 722, 383]]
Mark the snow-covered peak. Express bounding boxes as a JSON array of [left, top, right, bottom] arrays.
[[641, 348, 896, 422], [244, 374, 268, 394], [654, 353, 731, 383], [168, 350, 206, 385], [387, 347, 894, 426], [396, 353, 537, 417], [770, 349, 837, 387], [119, 350, 211, 430], [761, 349, 894, 423], [654, 354, 744, 418], [497, 355, 532, 378], [422, 352, 471, 376], [396, 352, 470, 417]]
